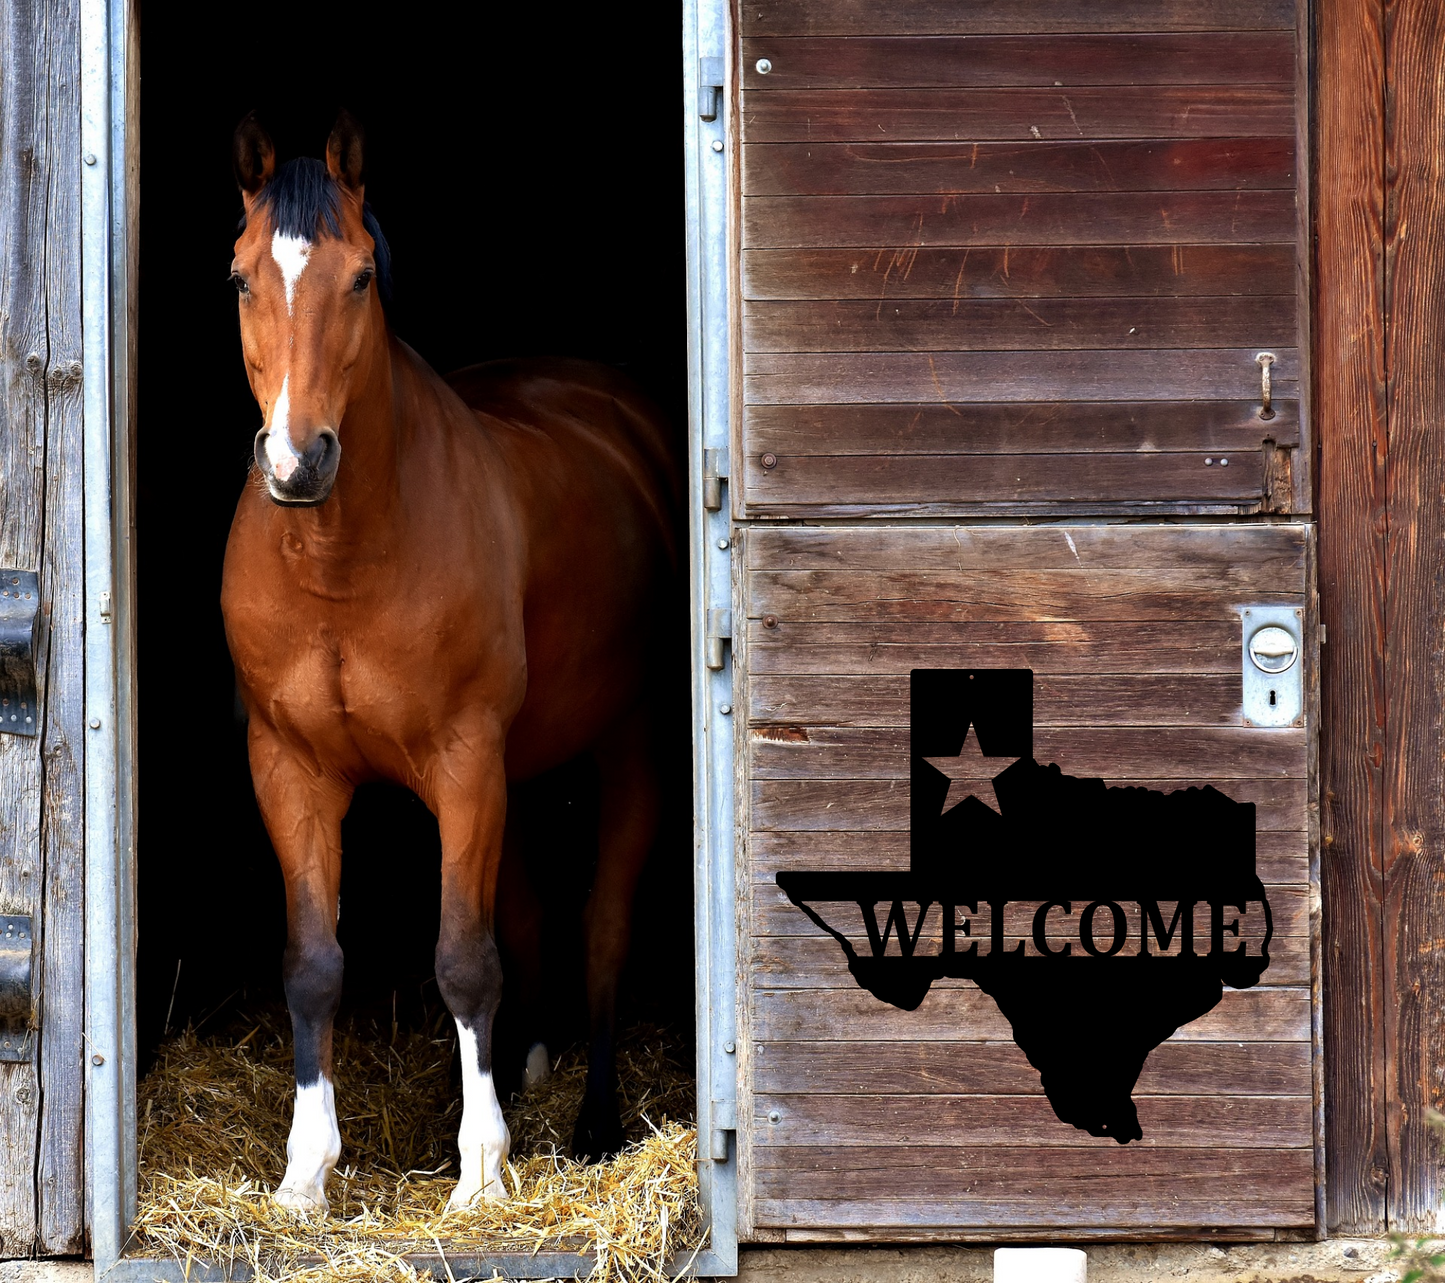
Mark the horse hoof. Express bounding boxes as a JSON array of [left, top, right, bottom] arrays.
[[572, 1101, 624, 1163], [446, 1177, 507, 1210], [274, 1184, 329, 1217], [523, 1042, 552, 1090]]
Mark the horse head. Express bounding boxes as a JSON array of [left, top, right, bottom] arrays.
[[230, 111, 390, 507]]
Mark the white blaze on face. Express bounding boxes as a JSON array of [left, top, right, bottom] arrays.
[[264, 375, 302, 481], [270, 230, 313, 315], [448, 1022, 510, 1209], [274, 1077, 341, 1215]]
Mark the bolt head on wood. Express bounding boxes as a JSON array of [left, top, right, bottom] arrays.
[[763, 615, 778, 629], [761, 452, 777, 469]]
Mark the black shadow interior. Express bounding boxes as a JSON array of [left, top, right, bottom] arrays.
[[137, 1, 691, 1083]]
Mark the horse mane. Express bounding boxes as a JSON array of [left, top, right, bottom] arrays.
[[243, 156, 393, 303]]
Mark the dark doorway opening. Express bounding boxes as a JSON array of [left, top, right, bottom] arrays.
[[137, 1, 691, 1088]]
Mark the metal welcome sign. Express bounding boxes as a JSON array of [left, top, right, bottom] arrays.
[[777, 669, 1273, 1144]]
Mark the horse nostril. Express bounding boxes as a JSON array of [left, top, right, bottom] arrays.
[[305, 430, 338, 471]]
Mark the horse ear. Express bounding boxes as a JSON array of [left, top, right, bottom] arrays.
[[326, 110, 365, 191], [233, 112, 275, 196]]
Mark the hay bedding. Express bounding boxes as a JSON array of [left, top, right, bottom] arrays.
[[134, 1008, 703, 1283]]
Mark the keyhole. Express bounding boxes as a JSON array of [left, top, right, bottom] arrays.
[[1269, 690, 1277, 707]]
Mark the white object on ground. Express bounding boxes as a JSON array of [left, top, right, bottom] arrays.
[[995, 1248, 1088, 1283]]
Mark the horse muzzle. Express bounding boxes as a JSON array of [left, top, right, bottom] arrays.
[[254, 426, 341, 507]]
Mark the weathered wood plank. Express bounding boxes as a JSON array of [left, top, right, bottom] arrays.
[[744, 0, 1296, 37], [742, 452, 1265, 508], [751, 776, 1308, 833], [745, 523, 1308, 571], [750, 672, 1250, 727], [748, 726, 1307, 779], [752, 1092, 1313, 1149], [754, 1197, 1311, 1230], [744, 139, 1296, 197], [747, 634, 1253, 676], [744, 618, 1267, 653], [750, 733, 1305, 805], [34, 0, 85, 1246], [739, 35, 1296, 90], [1381, 0, 1445, 1232], [743, 349, 1299, 404], [746, 403, 1300, 463], [751, 829, 1311, 887], [752, 932, 1312, 987], [753, 1146, 1312, 1209], [751, 1041, 1313, 1097], [748, 569, 1302, 624], [751, 985, 1312, 1043], [1314, 0, 1388, 1236], [740, 88, 1298, 143], [744, 297, 1296, 353], [743, 246, 1299, 300], [751, 883, 1309, 940], [0, 0, 55, 1252], [743, 192, 1298, 250]]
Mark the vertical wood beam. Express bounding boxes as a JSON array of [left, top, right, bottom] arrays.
[[0, 0, 58, 1251], [1382, 0, 1445, 1231], [1316, 0, 1391, 1236], [36, 0, 87, 1252]]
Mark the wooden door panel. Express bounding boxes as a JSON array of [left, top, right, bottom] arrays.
[[736, 523, 1318, 1237], [735, 0, 1308, 516]]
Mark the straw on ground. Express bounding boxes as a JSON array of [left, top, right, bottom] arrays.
[[133, 1009, 703, 1283]]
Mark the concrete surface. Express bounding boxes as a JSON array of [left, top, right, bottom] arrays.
[[0, 1240, 1412, 1282], [733, 1240, 1402, 1283]]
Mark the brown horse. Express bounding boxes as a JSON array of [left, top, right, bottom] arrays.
[[219, 112, 680, 1213]]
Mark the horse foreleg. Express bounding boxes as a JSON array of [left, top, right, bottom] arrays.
[[434, 745, 511, 1207], [496, 814, 551, 1089], [250, 731, 350, 1216], [574, 708, 660, 1162]]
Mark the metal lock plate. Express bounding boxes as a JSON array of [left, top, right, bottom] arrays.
[[0, 569, 39, 737], [1240, 606, 1304, 728], [0, 915, 34, 1062]]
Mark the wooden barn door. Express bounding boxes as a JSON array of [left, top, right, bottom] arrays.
[[0, 0, 89, 1256], [729, 0, 1317, 1241]]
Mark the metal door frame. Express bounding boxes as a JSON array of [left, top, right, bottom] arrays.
[[79, 0, 740, 1275]]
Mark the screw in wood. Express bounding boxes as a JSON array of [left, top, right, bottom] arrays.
[[762, 615, 778, 629], [761, 452, 777, 469]]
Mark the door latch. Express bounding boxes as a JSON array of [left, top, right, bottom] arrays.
[[0, 915, 35, 1062], [0, 570, 39, 737], [1240, 606, 1304, 727]]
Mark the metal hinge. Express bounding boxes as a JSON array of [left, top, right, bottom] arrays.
[[0, 915, 35, 1062], [698, 56, 724, 121], [710, 1097, 737, 1161], [0, 570, 40, 737], [706, 608, 732, 671], [703, 447, 729, 511]]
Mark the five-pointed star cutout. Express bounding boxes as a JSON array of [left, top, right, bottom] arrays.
[[923, 724, 1020, 815]]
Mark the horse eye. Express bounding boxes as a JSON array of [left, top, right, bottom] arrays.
[[353, 270, 373, 294], [230, 272, 249, 296]]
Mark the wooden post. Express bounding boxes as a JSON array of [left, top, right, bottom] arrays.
[[1382, 0, 1445, 1232], [0, 0, 87, 1256], [1316, 0, 1389, 1237]]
